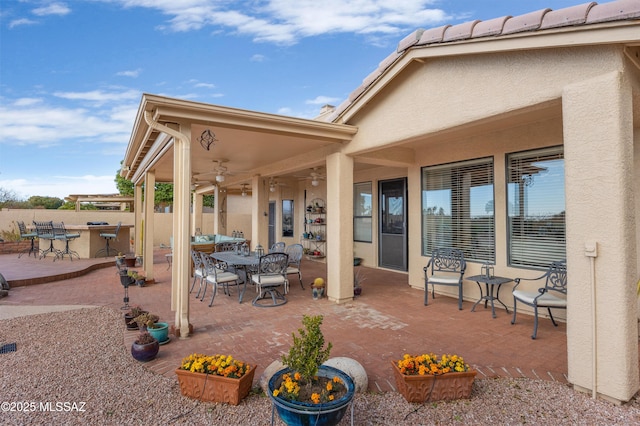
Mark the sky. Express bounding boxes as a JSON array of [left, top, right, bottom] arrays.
[[0, 0, 583, 200]]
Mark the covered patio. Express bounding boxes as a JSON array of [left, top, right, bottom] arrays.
[[0, 249, 568, 392]]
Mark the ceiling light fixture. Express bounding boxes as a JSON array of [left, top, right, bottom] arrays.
[[216, 174, 225, 182], [241, 184, 248, 197], [311, 179, 319, 187], [198, 129, 217, 151]]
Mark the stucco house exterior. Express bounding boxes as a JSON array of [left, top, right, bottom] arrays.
[[122, 1, 640, 403]]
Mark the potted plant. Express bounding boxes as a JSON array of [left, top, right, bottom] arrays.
[[147, 320, 170, 344], [175, 353, 256, 405], [311, 278, 325, 300], [124, 305, 147, 330], [131, 331, 159, 362], [115, 252, 126, 269], [127, 270, 146, 287], [391, 353, 476, 403], [132, 312, 159, 331], [268, 315, 355, 426]]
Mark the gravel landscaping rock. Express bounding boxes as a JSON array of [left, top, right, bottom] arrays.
[[2, 306, 640, 425]]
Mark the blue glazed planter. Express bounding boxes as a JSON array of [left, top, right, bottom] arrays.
[[147, 322, 169, 343], [130, 339, 159, 362], [268, 365, 355, 426]]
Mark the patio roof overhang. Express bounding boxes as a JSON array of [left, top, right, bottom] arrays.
[[122, 94, 358, 190]]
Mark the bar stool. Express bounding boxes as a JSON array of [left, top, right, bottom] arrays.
[[17, 221, 38, 258], [52, 222, 80, 261], [33, 220, 58, 259], [95, 221, 122, 258]]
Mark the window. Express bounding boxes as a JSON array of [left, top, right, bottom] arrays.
[[507, 146, 565, 268], [354, 182, 372, 242], [282, 199, 294, 237], [422, 158, 495, 262]]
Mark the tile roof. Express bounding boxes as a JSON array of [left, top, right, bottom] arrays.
[[330, 0, 640, 122]]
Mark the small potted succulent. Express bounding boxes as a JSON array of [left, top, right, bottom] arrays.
[[124, 305, 147, 330], [353, 268, 366, 297], [132, 312, 159, 331]]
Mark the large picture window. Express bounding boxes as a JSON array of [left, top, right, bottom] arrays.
[[422, 158, 495, 262], [354, 182, 372, 242], [507, 146, 565, 268]]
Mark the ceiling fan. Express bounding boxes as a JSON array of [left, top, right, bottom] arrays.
[[268, 177, 287, 192], [193, 159, 231, 183], [295, 167, 326, 187]]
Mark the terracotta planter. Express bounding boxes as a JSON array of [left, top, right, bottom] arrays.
[[175, 366, 256, 406], [391, 361, 476, 403]]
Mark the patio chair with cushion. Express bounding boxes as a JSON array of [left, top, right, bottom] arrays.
[[251, 252, 289, 307], [95, 221, 121, 258], [511, 260, 567, 339], [200, 252, 241, 307], [17, 221, 38, 258], [423, 248, 467, 310], [285, 243, 304, 290]]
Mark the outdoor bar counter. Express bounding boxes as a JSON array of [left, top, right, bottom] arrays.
[[49, 223, 133, 259]]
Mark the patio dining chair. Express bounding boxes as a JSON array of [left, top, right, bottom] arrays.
[[200, 251, 241, 307], [285, 243, 304, 290], [17, 221, 38, 258], [191, 249, 206, 296], [511, 260, 567, 339], [270, 242, 286, 253], [423, 248, 467, 310], [251, 252, 289, 307]]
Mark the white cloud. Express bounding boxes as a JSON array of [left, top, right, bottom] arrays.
[[53, 89, 140, 103], [0, 91, 138, 146], [106, 0, 450, 45], [193, 82, 215, 89], [9, 18, 37, 28], [305, 95, 340, 105], [116, 69, 143, 78], [14, 97, 43, 107], [250, 54, 266, 62], [32, 2, 71, 17]]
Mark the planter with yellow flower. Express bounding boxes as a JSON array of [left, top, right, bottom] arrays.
[[175, 354, 256, 405], [268, 315, 355, 426], [392, 353, 476, 403]]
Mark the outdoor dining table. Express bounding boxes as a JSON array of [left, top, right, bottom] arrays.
[[209, 251, 260, 303], [466, 274, 513, 318]]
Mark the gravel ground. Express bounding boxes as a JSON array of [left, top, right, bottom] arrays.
[[2, 306, 640, 425]]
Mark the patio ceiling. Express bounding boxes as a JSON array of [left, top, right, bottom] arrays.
[[122, 94, 358, 189]]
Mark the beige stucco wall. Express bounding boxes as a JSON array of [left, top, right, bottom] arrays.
[[338, 43, 639, 401], [0, 209, 212, 250]]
